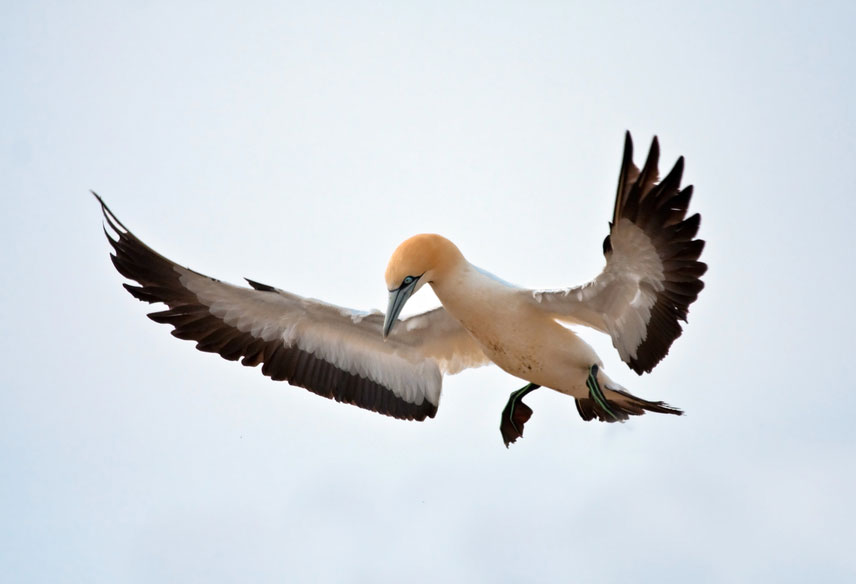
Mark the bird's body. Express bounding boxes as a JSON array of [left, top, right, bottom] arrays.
[[413, 243, 600, 397], [94, 132, 706, 446]]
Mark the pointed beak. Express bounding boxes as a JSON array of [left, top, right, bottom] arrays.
[[383, 285, 415, 339]]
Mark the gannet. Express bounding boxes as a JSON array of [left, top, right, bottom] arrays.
[[94, 132, 705, 447]]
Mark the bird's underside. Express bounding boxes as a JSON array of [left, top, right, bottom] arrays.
[[94, 131, 706, 447]]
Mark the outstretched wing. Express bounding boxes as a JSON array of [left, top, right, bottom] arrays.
[[94, 194, 488, 420], [530, 132, 706, 374]]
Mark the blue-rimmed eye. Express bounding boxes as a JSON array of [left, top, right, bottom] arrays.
[[403, 275, 415, 285]]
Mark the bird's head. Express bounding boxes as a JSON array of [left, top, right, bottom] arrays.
[[383, 234, 463, 338]]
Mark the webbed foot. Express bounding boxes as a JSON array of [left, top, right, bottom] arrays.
[[585, 364, 621, 421], [499, 383, 540, 447]]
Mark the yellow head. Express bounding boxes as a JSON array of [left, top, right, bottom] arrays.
[[382, 234, 463, 337]]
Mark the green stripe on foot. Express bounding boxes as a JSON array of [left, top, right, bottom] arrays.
[[507, 383, 538, 433], [586, 364, 620, 421]]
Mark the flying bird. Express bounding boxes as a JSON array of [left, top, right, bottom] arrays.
[[94, 132, 706, 447]]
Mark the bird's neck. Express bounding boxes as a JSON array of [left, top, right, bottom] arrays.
[[428, 259, 494, 313]]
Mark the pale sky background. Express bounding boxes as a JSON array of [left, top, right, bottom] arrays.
[[2, 1, 855, 582]]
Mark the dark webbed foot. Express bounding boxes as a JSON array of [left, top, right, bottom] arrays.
[[499, 383, 540, 447], [585, 364, 621, 421], [576, 364, 681, 422]]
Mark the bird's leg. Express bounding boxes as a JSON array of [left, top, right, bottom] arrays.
[[585, 364, 620, 421], [500, 382, 540, 448]]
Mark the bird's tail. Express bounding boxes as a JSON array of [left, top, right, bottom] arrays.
[[574, 365, 683, 422]]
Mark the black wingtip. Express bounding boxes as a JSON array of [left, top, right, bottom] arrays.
[[91, 191, 131, 234], [659, 156, 685, 192], [645, 136, 660, 168], [673, 155, 685, 176], [245, 278, 277, 292]]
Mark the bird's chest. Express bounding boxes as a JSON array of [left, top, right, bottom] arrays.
[[452, 299, 545, 378], [433, 270, 549, 378], [477, 333, 545, 378]]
